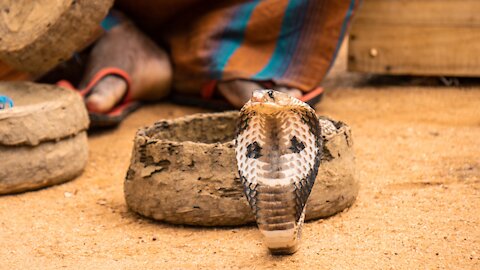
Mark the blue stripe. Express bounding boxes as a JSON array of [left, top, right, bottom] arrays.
[[210, 1, 261, 79], [0, 95, 14, 109], [253, 0, 310, 80], [327, 0, 357, 71], [101, 12, 122, 31]]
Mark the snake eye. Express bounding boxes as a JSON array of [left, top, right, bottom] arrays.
[[289, 136, 305, 153], [246, 141, 262, 159], [267, 90, 274, 99]]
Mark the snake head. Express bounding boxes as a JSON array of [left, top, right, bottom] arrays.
[[250, 89, 286, 104], [244, 90, 310, 114]]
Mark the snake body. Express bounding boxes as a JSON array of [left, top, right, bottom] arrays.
[[235, 90, 322, 254]]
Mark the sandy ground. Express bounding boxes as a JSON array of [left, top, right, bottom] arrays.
[[1, 44, 479, 269]]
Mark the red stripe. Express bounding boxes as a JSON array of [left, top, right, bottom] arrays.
[[201, 80, 217, 99]]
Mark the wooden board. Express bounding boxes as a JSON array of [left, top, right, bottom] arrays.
[[0, 0, 113, 76], [348, 0, 480, 76]]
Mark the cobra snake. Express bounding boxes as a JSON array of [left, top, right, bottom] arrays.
[[235, 90, 322, 255]]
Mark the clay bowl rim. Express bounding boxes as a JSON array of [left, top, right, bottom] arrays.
[[137, 111, 350, 147]]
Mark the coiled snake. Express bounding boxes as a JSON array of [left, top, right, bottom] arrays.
[[235, 90, 322, 254]]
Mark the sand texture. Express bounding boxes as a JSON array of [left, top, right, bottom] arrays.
[[0, 45, 478, 269]]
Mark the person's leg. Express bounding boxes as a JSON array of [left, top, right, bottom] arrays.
[[79, 12, 172, 113], [96, 0, 358, 110], [165, 0, 359, 108]]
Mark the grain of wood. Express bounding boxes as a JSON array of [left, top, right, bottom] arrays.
[[348, 0, 480, 76]]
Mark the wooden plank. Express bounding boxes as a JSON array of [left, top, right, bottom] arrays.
[[347, 0, 480, 76], [352, 0, 480, 26]]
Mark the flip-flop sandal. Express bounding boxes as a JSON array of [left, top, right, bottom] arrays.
[[170, 80, 324, 110], [298, 86, 324, 107], [170, 80, 235, 111], [0, 95, 14, 110], [57, 67, 140, 127]]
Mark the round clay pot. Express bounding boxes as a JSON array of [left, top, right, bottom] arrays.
[[0, 82, 89, 194], [125, 111, 358, 226]]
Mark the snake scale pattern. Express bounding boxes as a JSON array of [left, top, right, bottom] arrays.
[[235, 90, 322, 254]]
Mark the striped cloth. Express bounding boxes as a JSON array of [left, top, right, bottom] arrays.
[[118, 0, 360, 96]]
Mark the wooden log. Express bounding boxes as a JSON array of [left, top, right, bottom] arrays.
[[348, 0, 480, 76], [124, 112, 358, 226], [0, 0, 113, 76], [0, 82, 89, 194]]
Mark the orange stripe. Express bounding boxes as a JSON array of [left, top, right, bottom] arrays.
[[223, 0, 289, 79]]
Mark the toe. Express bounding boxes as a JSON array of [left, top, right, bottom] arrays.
[[85, 75, 127, 113], [275, 86, 303, 99]]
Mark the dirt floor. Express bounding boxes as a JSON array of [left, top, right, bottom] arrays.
[[1, 44, 479, 269]]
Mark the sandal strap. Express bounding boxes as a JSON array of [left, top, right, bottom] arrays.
[[201, 80, 217, 99], [80, 67, 133, 104], [299, 87, 324, 103]]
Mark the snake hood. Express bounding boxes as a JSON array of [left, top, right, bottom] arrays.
[[235, 90, 322, 254]]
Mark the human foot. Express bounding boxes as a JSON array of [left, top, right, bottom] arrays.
[[80, 12, 172, 114], [217, 80, 303, 108], [84, 75, 127, 113]]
